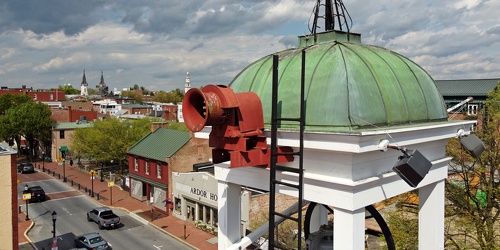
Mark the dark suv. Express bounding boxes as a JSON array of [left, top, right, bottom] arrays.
[[17, 163, 35, 174], [26, 186, 46, 202]]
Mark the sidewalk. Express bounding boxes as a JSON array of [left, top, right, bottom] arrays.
[[19, 160, 218, 250]]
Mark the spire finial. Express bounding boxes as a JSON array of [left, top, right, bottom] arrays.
[[309, 0, 352, 34]]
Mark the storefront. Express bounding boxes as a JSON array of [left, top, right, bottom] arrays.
[[172, 172, 219, 227], [172, 171, 251, 235], [129, 173, 168, 210]]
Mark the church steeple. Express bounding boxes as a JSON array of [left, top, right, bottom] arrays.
[[80, 69, 88, 96], [81, 69, 88, 86], [99, 71, 105, 85], [96, 70, 109, 96], [184, 72, 191, 94]]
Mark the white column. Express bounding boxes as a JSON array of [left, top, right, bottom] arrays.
[[333, 207, 365, 250], [218, 180, 242, 250], [419, 180, 445, 250]]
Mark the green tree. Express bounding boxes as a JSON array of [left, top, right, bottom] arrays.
[[167, 121, 189, 132], [71, 117, 152, 173], [87, 88, 100, 95], [382, 208, 419, 250], [0, 93, 32, 115], [0, 101, 52, 158], [0, 94, 33, 148], [444, 81, 500, 249], [121, 90, 143, 102], [59, 83, 80, 95], [152, 89, 184, 104]]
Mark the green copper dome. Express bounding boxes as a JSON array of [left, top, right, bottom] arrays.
[[229, 31, 448, 133]]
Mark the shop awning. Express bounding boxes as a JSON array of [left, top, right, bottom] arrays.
[[59, 146, 68, 152], [129, 173, 168, 189]]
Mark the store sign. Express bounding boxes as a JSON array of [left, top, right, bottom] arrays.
[[190, 187, 218, 201]]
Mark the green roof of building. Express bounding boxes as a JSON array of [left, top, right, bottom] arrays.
[[229, 31, 448, 133], [53, 122, 93, 130], [127, 128, 191, 162], [435, 79, 499, 97]]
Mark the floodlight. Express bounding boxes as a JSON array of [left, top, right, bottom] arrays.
[[389, 146, 432, 188], [460, 134, 486, 158]]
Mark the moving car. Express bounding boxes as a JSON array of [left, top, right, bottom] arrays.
[[87, 207, 121, 229], [74, 232, 112, 250], [26, 186, 46, 202], [17, 163, 35, 174]]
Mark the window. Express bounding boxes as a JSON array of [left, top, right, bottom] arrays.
[[134, 157, 138, 171], [157, 162, 162, 179], [468, 104, 478, 115], [50, 94, 53, 100], [33, 94, 37, 100], [145, 160, 149, 175], [59, 130, 65, 139]]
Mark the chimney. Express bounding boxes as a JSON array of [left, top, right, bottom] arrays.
[[151, 122, 169, 132]]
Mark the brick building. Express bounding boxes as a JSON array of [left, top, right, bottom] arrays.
[[0, 143, 18, 249], [0, 85, 66, 102], [126, 123, 211, 214]]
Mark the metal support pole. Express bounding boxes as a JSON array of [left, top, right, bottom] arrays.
[[63, 160, 66, 182], [100, 162, 104, 182], [110, 186, 113, 205], [25, 199, 29, 221], [91, 174, 94, 197], [52, 218, 56, 238]]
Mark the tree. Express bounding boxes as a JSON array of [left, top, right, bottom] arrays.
[[167, 121, 189, 132], [87, 88, 100, 95], [0, 93, 31, 115], [444, 81, 500, 249], [121, 90, 143, 102], [152, 89, 184, 104], [71, 117, 153, 173], [0, 101, 52, 158], [58, 83, 80, 95]]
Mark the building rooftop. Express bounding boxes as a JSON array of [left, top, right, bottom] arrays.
[[229, 31, 448, 133], [127, 128, 191, 162]]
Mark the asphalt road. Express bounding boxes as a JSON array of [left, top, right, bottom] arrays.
[[18, 172, 193, 250]]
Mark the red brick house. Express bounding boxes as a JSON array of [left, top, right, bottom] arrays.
[[126, 123, 211, 213], [0, 85, 66, 102]]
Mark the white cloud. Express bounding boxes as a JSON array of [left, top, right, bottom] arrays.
[[0, 0, 498, 91]]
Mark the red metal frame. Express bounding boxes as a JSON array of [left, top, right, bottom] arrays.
[[182, 85, 293, 168]]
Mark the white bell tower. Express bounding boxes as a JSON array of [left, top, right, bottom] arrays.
[[184, 72, 191, 94]]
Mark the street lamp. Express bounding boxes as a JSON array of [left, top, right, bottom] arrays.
[[63, 159, 66, 182], [42, 151, 45, 171], [100, 162, 104, 182], [23, 184, 30, 221], [51, 211, 57, 239], [91, 170, 95, 197]]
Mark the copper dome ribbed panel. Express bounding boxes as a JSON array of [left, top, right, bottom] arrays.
[[229, 37, 448, 132]]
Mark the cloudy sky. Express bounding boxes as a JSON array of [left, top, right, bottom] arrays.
[[0, 0, 499, 92]]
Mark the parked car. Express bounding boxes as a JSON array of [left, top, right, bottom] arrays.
[[87, 207, 121, 229], [74, 232, 112, 250], [26, 185, 46, 202], [17, 163, 35, 174]]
